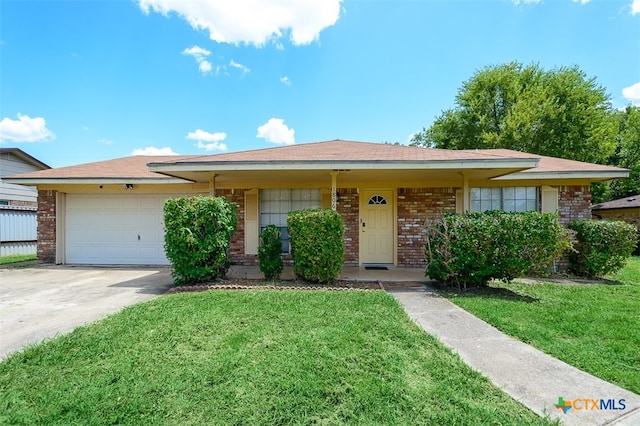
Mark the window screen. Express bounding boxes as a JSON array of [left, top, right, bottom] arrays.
[[260, 189, 321, 252], [471, 187, 538, 213]]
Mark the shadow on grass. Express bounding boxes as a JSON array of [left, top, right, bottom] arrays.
[[430, 282, 539, 303]]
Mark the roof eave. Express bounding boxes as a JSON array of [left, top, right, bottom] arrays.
[[493, 171, 630, 181], [148, 159, 540, 173], [2, 177, 193, 185]]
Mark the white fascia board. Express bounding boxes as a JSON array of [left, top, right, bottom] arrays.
[[493, 171, 630, 180], [2, 178, 192, 185], [148, 159, 540, 172]]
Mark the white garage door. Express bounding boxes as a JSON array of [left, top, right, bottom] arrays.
[[65, 194, 172, 265]]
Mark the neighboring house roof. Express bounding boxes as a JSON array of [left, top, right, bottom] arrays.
[[4, 139, 629, 185], [0, 148, 51, 171], [592, 195, 640, 211]]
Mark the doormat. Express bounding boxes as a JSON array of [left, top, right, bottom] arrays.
[[364, 266, 389, 271]]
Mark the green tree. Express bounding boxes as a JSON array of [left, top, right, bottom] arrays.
[[609, 106, 640, 200], [411, 62, 618, 164]]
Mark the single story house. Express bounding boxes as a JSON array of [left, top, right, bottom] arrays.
[[592, 194, 639, 255], [0, 148, 51, 256], [4, 140, 628, 267]]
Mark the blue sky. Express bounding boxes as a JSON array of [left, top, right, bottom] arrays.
[[1, 0, 639, 168]]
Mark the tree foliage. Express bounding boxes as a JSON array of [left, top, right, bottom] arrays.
[[608, 106, 640, 200], [411, 62, 618, 164]]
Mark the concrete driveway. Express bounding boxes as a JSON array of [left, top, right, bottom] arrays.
[[0, 265, 173, 360]]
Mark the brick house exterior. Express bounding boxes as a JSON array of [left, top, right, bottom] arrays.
[[8, 140, 626, 268]]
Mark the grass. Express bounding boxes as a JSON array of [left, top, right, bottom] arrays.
[[442, 256, 640, 394], [607, 255, 640, 285], [0, 290, 552, 425], [0, 254, 37, 265]]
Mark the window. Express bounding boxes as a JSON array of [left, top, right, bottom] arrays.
[[260, 189, 321, 252], [471, 187, 538, 213], [368, 195, 387, 205]]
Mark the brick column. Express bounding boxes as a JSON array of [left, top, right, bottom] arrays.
[[37, 190, 57, 264], [397, 187, 456, 267], [336, 189, 359, 266], [558, 185, 592, 224]]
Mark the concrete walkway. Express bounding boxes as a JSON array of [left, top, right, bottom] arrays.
[[391, 286, 640, 426]]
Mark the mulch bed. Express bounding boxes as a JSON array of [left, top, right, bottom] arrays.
[[168, 279, 425, 293]]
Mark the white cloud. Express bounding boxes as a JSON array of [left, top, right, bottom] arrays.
[[280, 76, 291, 85], [138, 0, 342, 47], [183, 46, 211, 57], [196, 141, 228, 151], [511, 0, 541, 5], [622, 81, 640, 105], [632, 0, 640, 14], [132, 146, 178, 155], [199, 60, 213, 73], [99, 138, 113, 146], [572, 0, 590, 4], [187, 129, 228, 151], [82, 126, 89, 131], [256, 118, 295, 145], [229, 59, 250, 73], [182, 45, 213, 74], [0, 114, 55, 143]]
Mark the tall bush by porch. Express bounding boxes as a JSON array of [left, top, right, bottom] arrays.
[[258, 224, 284, 280], [424, 211, 569, 289], [287, 208, 344, 283], [163, 196, 237, 285], [568, 219, 638, 278]]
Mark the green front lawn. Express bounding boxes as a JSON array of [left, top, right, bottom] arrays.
[[0, 291, 551, 425], [0, 254, 37, 265], [442, 257, 640, 394]]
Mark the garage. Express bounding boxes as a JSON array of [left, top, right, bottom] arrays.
[[65, 194, 172, 265]]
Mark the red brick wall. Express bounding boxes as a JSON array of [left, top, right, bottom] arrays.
[[397, 187, 456, 267], [37, 190, 57, 264], [215, 189, 257, 266], [337, 189, 359, 266], [558, 185, 592, 224]]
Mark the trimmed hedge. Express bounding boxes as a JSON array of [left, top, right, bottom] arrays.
[[287, 209, 344, 283], [164, 196, 237, 285], [258, 224, 284, 280], [568, 220, 638, 278], [425, 211, 569, 289]]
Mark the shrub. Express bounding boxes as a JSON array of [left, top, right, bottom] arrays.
[[287, 208, 344, 283], [425, 211, 569, 289], [164, 196, 237, 285], [258, 225, 284, 280], [568, 220, 638, 278]]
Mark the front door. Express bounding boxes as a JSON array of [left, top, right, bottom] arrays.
[[360, 190, 394, 264]]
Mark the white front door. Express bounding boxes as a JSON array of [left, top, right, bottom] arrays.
[[359, 190, 394, 264]]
